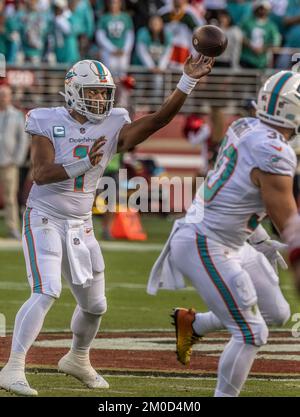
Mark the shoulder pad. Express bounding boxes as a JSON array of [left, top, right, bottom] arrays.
[[25, 108, 56, 140], [253, 139, 296, 177], [110, 107, 131, 124]]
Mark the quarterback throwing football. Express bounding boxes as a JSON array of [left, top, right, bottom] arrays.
[[0, 56, 214, 396]]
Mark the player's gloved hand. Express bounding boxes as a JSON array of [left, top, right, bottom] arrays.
[[252, 239, 288, 273], [248, 224, 288, 273]]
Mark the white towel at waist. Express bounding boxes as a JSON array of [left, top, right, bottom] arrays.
[[147, 218, 186, 295], [65, 219, 93, 287]]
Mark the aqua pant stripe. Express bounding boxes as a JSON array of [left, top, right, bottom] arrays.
[[196, 234, 255, 345], [24, 208, 43, 294], [267, 72, 294, 115]]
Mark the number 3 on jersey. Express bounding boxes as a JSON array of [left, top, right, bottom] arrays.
[[204, 144, 238, 202], [73, 145, 89, 192]]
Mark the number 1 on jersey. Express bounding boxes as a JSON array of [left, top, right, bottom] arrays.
[[73, 145, 89, 192]]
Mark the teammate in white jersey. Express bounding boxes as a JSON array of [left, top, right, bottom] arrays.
[[0, 57, 214, 396], [148, 70, 300, 397]]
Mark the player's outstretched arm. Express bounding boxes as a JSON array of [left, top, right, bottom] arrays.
[[117, 55, 215, 153], [31, 135, 106, 185]]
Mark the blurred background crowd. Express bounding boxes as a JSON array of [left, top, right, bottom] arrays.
[[1, 0, 300, 72]]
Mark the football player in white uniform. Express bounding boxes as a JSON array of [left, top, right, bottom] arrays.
[[0, 57, 214, 396], [148, 70, 300, 397]]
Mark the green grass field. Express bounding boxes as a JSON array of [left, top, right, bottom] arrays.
[[1, 374, 300, 397], [1, 215, 300, 397]]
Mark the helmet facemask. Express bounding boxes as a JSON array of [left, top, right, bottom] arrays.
[[62, 60, 116, 123], [73, 84, 115, 123]]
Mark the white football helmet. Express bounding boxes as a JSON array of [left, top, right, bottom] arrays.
[[256, 70, 300, 139], [62, 60, 116, 123]]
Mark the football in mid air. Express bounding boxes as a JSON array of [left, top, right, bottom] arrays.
[[192, 25, 228, 57]]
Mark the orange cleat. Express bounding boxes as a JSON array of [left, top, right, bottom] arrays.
[[171, 307, 201, 365]]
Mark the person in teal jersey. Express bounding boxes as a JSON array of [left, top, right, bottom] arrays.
[[240, 0, 280, 69], [17, 0, 48, 63], [0, 2, 8, 57], [52, 0, 80, 64], [0, 0, 24, 63], [5, 16, 22, 63], [227, 0, 252, 26], [71, 0, 94, 39], [96, 0, 134, 76], [283, 0, 300, 48], [134, 15, 173, 94], [134, 15, 173, 72], [68, 0, 94, 59]]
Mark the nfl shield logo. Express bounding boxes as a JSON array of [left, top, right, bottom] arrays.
[[73, 238, 80, 245], [80, 128, 85, 134]]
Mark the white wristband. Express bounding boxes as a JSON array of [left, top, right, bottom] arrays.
[[177, 72, 198, 95], [248, 224, 269, 245], [63, 155, 93, 179]]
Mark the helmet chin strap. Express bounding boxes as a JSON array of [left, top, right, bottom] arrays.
[[59, 91, 75, 109]]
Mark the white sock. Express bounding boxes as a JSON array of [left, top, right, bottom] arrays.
[[4, 293, 54, 372], [71, 305, 102, 352], [192, 312, 224, 336], [1, 352, 26, 374], [68, 348, 91, 367], [214, 337, 259, 397]]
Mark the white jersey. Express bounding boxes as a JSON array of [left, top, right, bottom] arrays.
[[25, 106, 130, 220], [185, 117, 297, 249]]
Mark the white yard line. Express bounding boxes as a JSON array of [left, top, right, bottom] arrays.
[[0, 239, 163, 252], [19, 372, 300, 382], [33, 337, 300, 353]]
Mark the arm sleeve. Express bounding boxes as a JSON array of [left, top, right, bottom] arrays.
[[124, 29, 134, 54], [270, 24, 281, 47], [158, 45, 173, 70], [184, 11, 201, 31], [96, 29, 118, 52], [55, 14, 72, 35], [136, 42, 156, 69], [157, 30, 173, 70], [231, 27, 243, 68]]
